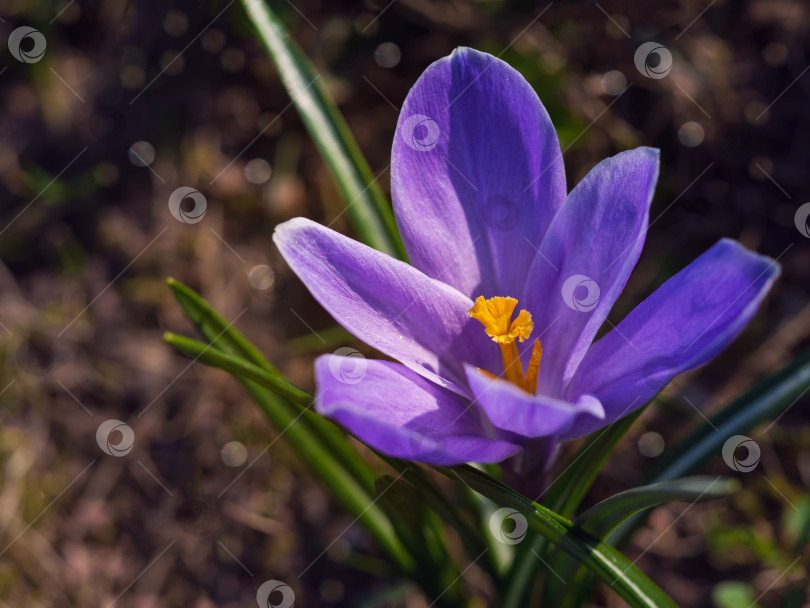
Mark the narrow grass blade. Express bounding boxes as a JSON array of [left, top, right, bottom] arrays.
[[240, 0, 406, 258], [543, 408, 646, 516], [614, 347, 810, 547], [574, 348, 810, 607], [444, 465, 680, 608], [164, 332, 311, 406], [165, 278, 378, 500], [647, 348, 810, 484], [575, 476, 739, 538], [237, 377, 415, 575], [503, 409, 644, 608]]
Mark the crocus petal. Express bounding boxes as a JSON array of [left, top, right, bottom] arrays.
[[521, 147, 659, 396], [315, 356, 521, 465], [392, 47, 566, 299], [564, 239, 780, 441], [465, 365, 604, 439], [273, 218, 499, 394]]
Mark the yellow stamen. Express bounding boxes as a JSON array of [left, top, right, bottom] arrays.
[[523, 339, 543, 394], [469, 296, 542, 394]]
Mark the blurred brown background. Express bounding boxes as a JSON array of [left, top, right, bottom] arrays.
[[1, 0, 809, 606]]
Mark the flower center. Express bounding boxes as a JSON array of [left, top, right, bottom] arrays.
[[469, 296, 543, 394]]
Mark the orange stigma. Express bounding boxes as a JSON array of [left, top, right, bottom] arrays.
[[469, 296, 543, 394]]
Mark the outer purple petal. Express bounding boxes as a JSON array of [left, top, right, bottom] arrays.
[[564, 239, 780, 441], [392, 47, 566, 299], [521, 148, 659, 397], [273, 218, 499, 394], [465, 365, 604, 439], [315, 356, 521, 465]]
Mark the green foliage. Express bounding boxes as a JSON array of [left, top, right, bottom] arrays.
[[164, 277, 687, 607], [160, 5, 810, 606], [240, 0, 406, 259], [712, 581, 760, 608], [576, 476, 739, 538]]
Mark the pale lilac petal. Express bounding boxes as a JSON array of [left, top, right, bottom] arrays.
[[564, 239, 780, 440], [273, 218, 499, 394], [521, 147, 659, 397], [315, 356, 521, 465], [392, 47, 566, 299], [465, 365, 604, 439]]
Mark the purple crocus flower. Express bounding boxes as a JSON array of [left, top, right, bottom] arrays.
[[273, 48, 779, 467]]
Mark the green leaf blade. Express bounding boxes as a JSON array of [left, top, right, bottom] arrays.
[[445, 466, 680, 608], [575, 476, 739, 539], [164, 331, 311, 406], [240, 0, 406, 258], [647, 348, 810, 484], [166, 277, 277, 371], [504, 409, 645, 608], [165, 279, 381, 515], [237, 377, 416, 575], [572, 348, 810, 607], [611, 347, 810, 548]]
